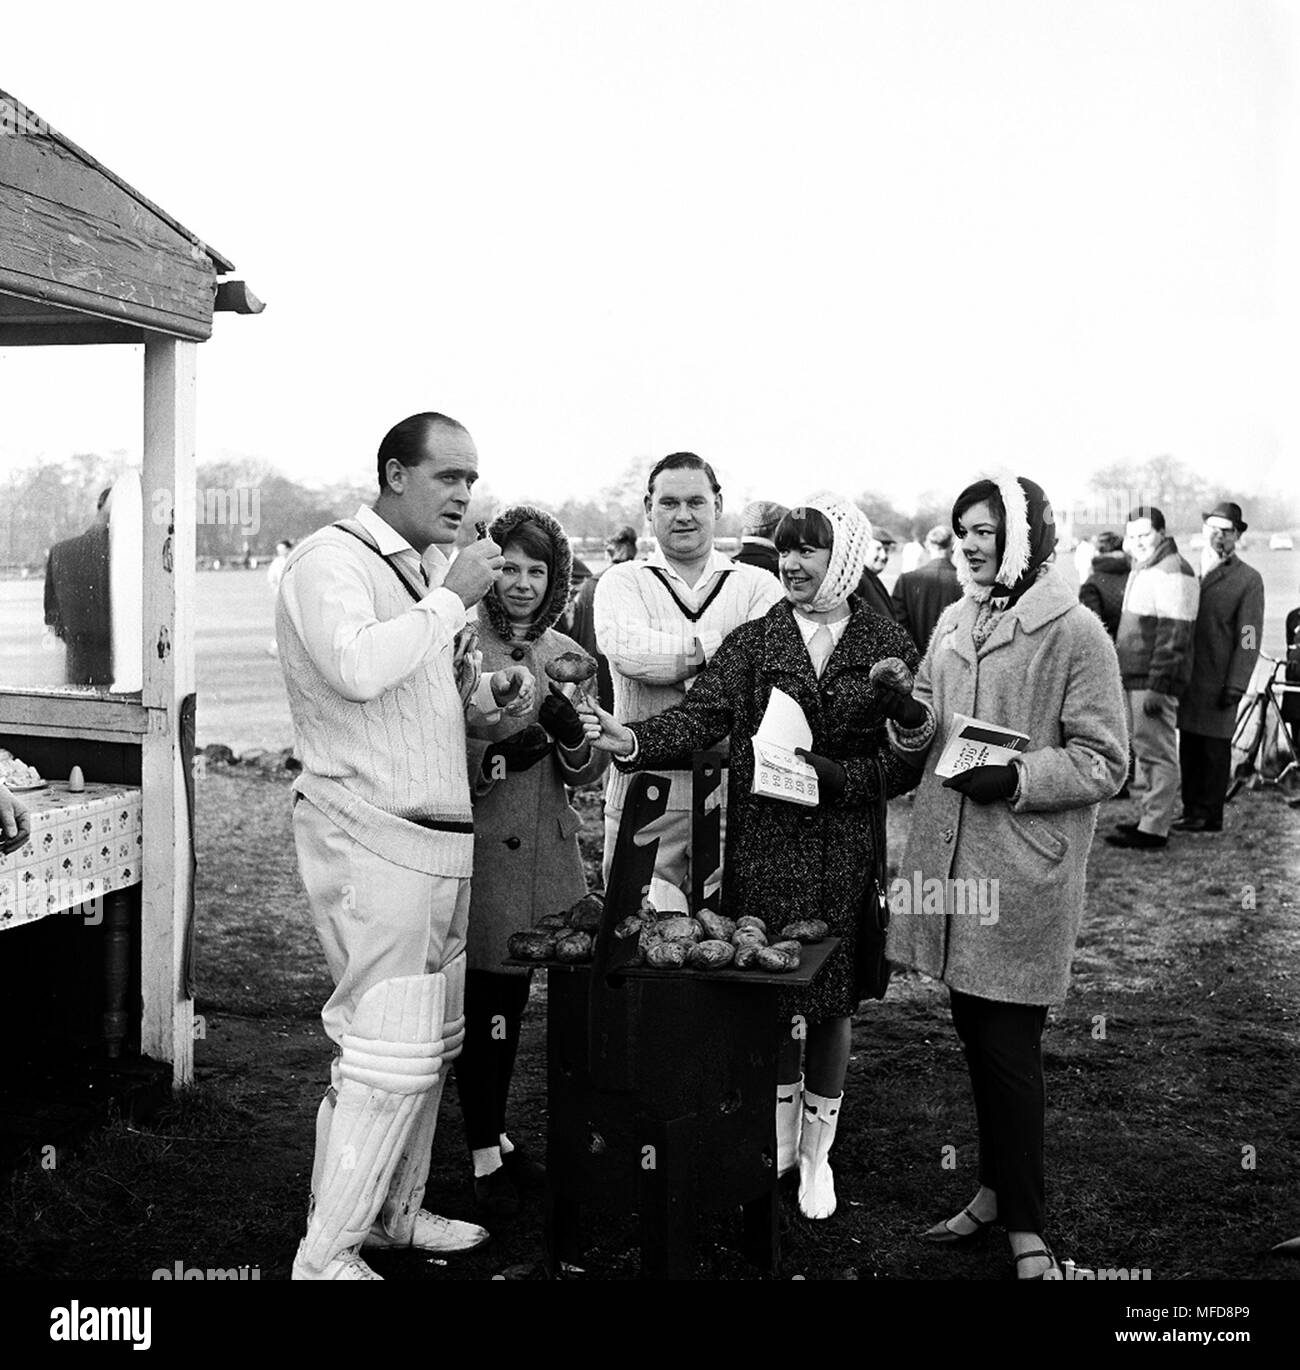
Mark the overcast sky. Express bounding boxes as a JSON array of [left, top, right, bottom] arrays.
[[2, 0, 1297, 517]]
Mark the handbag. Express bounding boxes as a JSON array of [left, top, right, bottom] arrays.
[[854, 753, 893, 1001]]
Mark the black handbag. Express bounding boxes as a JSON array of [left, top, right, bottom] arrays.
[[855, 754, 893, 1001]]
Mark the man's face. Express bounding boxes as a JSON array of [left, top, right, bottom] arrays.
[[387, 427, 480, 548], [1125, 517, 1160, 563], [1205, 519, 1238, 558], [645, 468, 720, 563], [867, 538, 889, 573]]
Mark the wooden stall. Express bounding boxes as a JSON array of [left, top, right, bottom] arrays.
[[0, 88, 262, 1115]]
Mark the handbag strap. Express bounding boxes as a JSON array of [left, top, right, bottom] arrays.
[[866, 753, 889, 910]]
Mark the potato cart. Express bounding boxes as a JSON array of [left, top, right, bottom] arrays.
[[509, 753, 837, 1279]]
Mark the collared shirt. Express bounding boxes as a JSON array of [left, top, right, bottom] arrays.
[[791, 608, 849, 654], [279, 504, 497, 711]]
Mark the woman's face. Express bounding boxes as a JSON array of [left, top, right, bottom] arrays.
[[956, 500, 1001, 586], [780, 540, 832, 607], [497, 543, 549, 622]]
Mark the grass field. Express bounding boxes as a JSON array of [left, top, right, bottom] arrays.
[[3, 760, 1297, 1283]]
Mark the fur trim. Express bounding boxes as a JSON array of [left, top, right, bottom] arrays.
[[482, 504, 573, 642], [995, 472, 1031, 590], [802, 492, 873, 613]]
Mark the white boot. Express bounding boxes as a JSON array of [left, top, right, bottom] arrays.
[[776, 1076, 804, 1178], [797, 1089, 841, 1220]]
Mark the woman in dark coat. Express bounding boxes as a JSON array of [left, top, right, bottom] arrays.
[[1077, 530, 1131, 640], [582, 494, 921, 1220]]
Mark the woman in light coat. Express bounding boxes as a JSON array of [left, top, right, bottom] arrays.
[[456, 506, 608, 1218], [880, 474, 1127, 1279]]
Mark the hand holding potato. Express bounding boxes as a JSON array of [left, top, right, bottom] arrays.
[[870, 656, 926, 727], [577, 698, 637, 757]]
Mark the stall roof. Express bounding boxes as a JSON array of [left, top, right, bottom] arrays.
[[0, 88, 260, 345]]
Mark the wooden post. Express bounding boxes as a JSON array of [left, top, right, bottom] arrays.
[[140, 334, 196, 1085]]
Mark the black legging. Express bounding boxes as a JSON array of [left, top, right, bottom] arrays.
[[454, 970, 533, 1152], [949, 990, 1049, 1233]]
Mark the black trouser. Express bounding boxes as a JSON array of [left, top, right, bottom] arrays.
[[1178, 731, 1231, 827], [453, 971, 532, 1152], [949, 990, 1049, 1234]]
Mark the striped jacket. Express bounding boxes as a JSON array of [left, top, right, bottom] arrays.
[[1114, 535, 1199, 698]]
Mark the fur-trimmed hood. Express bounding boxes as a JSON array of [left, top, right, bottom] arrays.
[[954, 472, 1057, 608], [481, 505, 573, 642]]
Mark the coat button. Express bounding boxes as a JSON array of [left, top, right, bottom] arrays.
[[505, 837, 521, 850], [942, 827, 954, 843], [511, 647, 526, 661]]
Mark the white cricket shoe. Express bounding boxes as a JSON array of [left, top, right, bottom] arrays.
[[364, 1210, 489, 1254], [291, 1242, 382, 1280]]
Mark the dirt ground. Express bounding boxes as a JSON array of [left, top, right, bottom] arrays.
[[3, 760, 1298, 1282]]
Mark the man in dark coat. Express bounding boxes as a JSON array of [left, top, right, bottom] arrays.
[[855, 525, 897, 621], [44, 488, 113, 687], [732, 499, 788, 577], [1175, 502, 1265, 832], [1078, 530, 1131, 640], [890, 525, 962, 653]]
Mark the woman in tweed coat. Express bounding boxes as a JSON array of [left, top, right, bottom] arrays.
[[456, 506, 608, 1218], [582, 494, 921, 1220], [879, 474, 1128, 1279]]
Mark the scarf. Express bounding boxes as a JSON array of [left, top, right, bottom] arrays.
[[800, 492, 874, 613]]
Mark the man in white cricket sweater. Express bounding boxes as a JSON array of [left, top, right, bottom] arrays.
[[278, 412, 535, 1281], [594, 453, 783, 911]]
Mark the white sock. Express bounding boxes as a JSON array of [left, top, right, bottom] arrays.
[[499, 1133, 514, 1155], [472, 1145, 502, 1179]]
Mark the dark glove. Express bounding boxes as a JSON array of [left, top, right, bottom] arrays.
[[794, 749, 847, 804], [483, 724, 553, 776], [942, 764, 1018, 805], [869, 657, 926, 727], [539, 684, 587, 749], [1218, 687, 1244, 712]]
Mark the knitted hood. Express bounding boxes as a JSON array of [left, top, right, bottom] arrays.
[[800, 492, 874, 613], [481, 505, 573, 642]]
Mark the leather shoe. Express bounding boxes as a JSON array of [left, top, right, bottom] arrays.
[[474, 1165, 521, 1219], [1104, 828, 1167, 850], [1012, 1244, 1061, 1280], [501, 1144, 547, 1191], [1171, 816, 1221, 833], [920, 1205, 995, 1246]]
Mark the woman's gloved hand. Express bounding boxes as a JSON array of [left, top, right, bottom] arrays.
[[941, 764, 1018, 805], [539, 683, 587, 749], [869, 657, 926, 727], [794, 749, 847, 804], [483, 723, 553, 776]]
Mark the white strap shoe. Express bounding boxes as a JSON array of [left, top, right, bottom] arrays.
[[797, 1090, 841, 1220]]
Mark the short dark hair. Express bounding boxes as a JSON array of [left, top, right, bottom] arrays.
[[1127, 505, 1165, 532], [1095, 530, 1123, 554], [376, 412, 468, 492], [774, 506, 834, 553], [606, 524, 639, 549], [645, 451, 721, 500], [952, 479, 1004, 537], [500, 520, 554, 579]]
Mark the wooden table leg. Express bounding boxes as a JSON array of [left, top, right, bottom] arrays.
[[101, 891, 131, 1059], [742, 1186, 780, 1273], [543, 1190, 583, 1277], [638, 1114, 698, 1279]]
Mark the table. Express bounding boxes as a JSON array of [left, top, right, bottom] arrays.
[[0, 782, 143, 1057]]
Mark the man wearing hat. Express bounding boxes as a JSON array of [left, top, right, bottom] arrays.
[[855, 526, 897, 620], [1174, 502, 1264, 833], [733, 499, 789, 577]]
